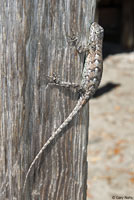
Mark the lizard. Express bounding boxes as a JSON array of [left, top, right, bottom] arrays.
[[23, 22, 104, 191]]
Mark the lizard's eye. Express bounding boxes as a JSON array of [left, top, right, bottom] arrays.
[[91, 45, 96, 51], [95, 30, 100, 34]]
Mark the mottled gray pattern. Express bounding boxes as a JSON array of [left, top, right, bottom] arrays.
[[81, 22, 104, 98], [23, 22, 104, 191]]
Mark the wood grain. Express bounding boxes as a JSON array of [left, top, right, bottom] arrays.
[[0, 0, 96, 199]]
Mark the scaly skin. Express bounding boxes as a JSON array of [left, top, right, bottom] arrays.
[[23, 22, 104, 191]]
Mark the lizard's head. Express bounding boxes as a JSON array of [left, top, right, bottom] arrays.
[[89, 22, 104, 41]]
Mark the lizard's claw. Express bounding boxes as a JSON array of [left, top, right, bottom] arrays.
[[46, 73, 60, 84], [67, 34, 78, 46]]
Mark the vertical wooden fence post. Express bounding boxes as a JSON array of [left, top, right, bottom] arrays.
[[0, 0, 96, 199]]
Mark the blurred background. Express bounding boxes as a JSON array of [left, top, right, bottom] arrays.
[[87, 0, 134, 199]]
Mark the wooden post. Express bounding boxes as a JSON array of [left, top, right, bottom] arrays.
[[0, 0, 96, 199]]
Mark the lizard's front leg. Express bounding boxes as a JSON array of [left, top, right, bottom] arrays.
[[68, 34, 91, 54]]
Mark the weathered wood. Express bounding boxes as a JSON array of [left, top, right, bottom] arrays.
[[0, 0, 96, 199]]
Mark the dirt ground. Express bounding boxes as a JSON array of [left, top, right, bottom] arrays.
[[87, 52, 134, 200]]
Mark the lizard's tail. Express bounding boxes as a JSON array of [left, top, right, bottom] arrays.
[[23, 96, 86, 192]]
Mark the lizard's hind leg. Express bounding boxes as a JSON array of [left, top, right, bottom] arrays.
[[47, 74, 81, 90]]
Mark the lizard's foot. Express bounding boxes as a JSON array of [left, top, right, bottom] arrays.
[[67, 34, 78, 46], [46, 73, 60, 84], [68, 34, 91, 54]]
